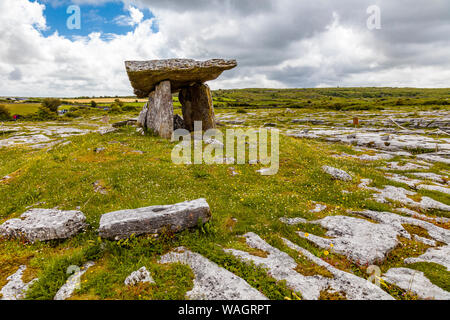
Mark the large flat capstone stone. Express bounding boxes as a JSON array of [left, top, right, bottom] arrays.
[[98, 199, 211, 240], [125, 59, 237, 98], [0, 209, 86, 242]]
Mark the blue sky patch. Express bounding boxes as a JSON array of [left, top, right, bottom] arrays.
[[38, 0, 157, 40]]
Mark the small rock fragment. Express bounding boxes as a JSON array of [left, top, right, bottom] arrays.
[[124, 267, 155, 286]]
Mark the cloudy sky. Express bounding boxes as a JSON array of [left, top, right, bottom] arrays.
[[1, 0, 449, 97]]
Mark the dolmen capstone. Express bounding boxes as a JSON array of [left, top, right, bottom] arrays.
[[98, 198, 211, 240], [125, 59, 237, 138], [0, 209, 86, 242]]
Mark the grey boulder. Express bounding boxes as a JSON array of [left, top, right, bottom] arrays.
[[98, 199, 211, 240], [0, 209, 86, 242], [322, 166, 352, 182]]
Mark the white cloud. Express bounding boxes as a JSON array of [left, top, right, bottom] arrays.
[[1, 0, 450, 97], [129, 6, 144, 25], [113, 6, 144, 26]]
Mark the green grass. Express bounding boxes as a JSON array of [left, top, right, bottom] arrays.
[[3, 103, 40, 116], [4, 87, 450, 119], [0, 126, 380, 299], [0, 88, 449, 300]]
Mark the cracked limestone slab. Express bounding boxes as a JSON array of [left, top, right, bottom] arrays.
[[405, 245, 450, 272], [0, 134, 52, 148], [359, 179, 450, 212], [385, 174, 450, 195], [381, 162, 430, 171], [412, 172, 449, 185], [286, 128, 449, 154], [355, 210, 450, 245], [282, 238, 394, 300], [394, 207, 450, 224], [417, 153, 450, 165], [54, 262, 95, 300], [279, 217, 308, 225], [414, 235, 437, 247], [159, 247, 267, 300], [224, 233, 331, 300], [383, 268, 450, 300], [355, 210, 450, 273], [384, 173, 426, 188], [294, 215, 404, 265], [0, 266, 38, 300], [337, 152, 394, 161], [417, 184, 450, 195], [226, 233, 393, 300]]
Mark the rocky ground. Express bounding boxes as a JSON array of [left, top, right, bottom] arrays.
[[0, 105, 449, 300]]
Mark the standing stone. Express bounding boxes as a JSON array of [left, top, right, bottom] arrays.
[[179, 83, 216, 132], [137, 102, 148, 128], [146, 81, 174, 139]]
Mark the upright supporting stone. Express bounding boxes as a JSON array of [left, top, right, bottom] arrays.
[[137, 102, 148, 128], [146, 81, 174, 139], [179, 83, 216, 132]]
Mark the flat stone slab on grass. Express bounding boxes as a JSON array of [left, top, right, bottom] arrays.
[[0, 209, 86, 242], [0, 266, 38, 300], [125, 59, 237, 98], [383, 268, 450, 300], [99, 199, 211, 240], [160, 247, 267, 300]]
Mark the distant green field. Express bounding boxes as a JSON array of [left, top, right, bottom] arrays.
[[3, 88, 450, 118], [2, 103, 40, 116]]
